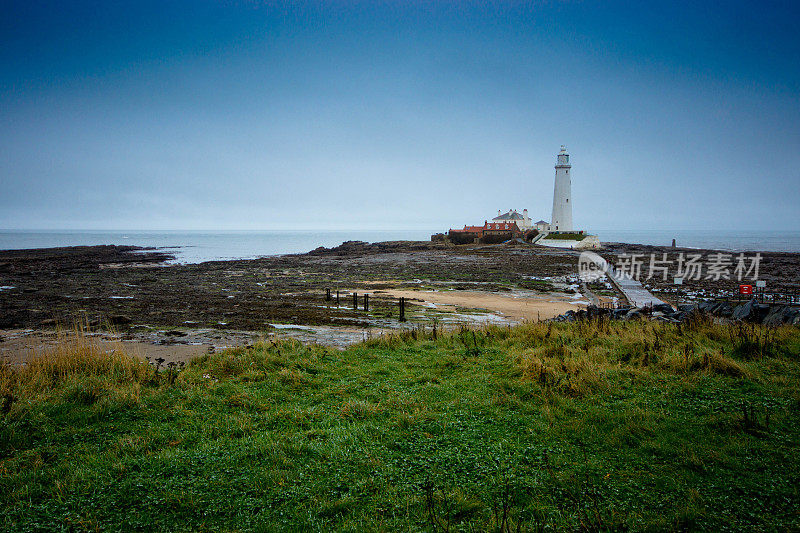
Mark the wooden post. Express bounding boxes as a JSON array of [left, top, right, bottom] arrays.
[[336, 290, 340, 306], [399, 297, 406, 322], [353, 292, 358, 310], [363, 293, 369, 312], [325, 288, 331, 301]]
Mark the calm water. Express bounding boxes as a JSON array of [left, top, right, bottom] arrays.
[[1, 229, 799, 263], [0, 230, 434, 263], [593, 229, 800, 254]]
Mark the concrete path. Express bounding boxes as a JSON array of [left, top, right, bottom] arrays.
[[580, 282, 600, 306], [605, 265, 669, 308]]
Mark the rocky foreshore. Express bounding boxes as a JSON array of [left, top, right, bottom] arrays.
[[553, 298, 800, 326], [2, 241, 798, 334]]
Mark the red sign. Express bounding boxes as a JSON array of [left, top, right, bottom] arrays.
[[739, 284, 753, 295]]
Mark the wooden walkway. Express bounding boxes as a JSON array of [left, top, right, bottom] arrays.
[[605, 265, 670, 308]]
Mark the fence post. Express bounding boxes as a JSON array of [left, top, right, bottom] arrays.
[[363, 293, 369, 312], [325, 288, 331, 302], [399, 297, 406, 322], [336, 290, 340, 307], [353, 292, 358, 310]]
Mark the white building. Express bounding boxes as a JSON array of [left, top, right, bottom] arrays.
[[492, 209, 532, 231], [550, 145, 573, 232]]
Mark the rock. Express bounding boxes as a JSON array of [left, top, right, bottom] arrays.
[[732, 298, 770, 322], [109, 315, 132, 325], [678, 304, 697, 313], [763, 305, 800, 326], [714, 302, 734, 317], [612, 308, 630, 320], [671, 311, 689, 322], [164, 330, 187, 337], [756, 303, 771, 321], [697, 300, 715, 312], [762, 307, 780, 326], [732, 299, 755, 321], [653, 303, 674, 314], [624, 308, 643, 320]]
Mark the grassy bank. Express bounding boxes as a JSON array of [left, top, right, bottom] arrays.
[[2, 319, 799, 531]]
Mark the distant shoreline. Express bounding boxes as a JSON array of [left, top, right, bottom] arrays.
[[2, 229, 800, 262]]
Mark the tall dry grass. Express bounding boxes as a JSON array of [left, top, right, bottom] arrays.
[[0, 324, 151, 406], [514, 318, 800, 385]]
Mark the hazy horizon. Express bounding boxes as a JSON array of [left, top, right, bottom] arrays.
[[2, 1, 798, 232]]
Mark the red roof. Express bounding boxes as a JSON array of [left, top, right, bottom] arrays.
[[483, 222, 520, 231], [449, 225, 484, 233]]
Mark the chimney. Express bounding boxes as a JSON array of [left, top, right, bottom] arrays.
[[497, 210, 501, 216]]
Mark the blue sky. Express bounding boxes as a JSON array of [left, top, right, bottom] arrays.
[[2, 1, 798, 232]]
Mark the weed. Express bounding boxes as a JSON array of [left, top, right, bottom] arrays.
[[1, 320, 799, 530], [737, 401, 771, 437]]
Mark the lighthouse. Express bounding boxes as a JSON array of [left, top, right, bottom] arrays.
[[550, 145, 573, 232]]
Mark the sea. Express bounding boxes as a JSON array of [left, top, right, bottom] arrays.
[[0, 229, 799, 264]]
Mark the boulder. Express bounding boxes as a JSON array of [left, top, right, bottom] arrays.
[[612, 308, 631, 320], [585, 305, 611, 319], [624, 308, 643, 320], [653, 303, 675, 314], [763, 306, 784, 326], [763, 305, 800, 326], [732, 299, 771, 322], [671, 311, 689, 322], [732, 299, 756, 321], [697, 300, 716, 313], [713, 301, 734, 317]]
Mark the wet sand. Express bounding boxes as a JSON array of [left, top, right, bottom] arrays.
[[376, 288, 586, 322]]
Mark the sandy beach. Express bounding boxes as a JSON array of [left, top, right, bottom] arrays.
[[375, 288, 586, 322]]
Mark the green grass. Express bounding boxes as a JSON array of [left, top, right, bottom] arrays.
[[2, 319, 800, 531], [541, 233, 587, 241]]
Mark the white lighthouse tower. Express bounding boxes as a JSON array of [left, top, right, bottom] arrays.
[[550, 145, 573, 232]]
